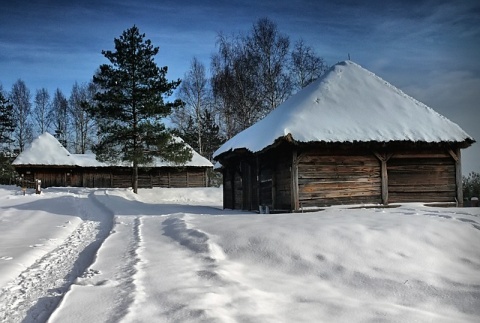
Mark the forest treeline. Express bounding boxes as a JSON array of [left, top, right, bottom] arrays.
[[0, 18, 327, 184]]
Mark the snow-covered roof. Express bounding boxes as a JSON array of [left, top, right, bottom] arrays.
[[13, 132, 213, 168], [214, 60, 474, 158]]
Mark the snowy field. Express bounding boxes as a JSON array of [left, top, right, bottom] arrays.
[[0, 185, 479, 323]]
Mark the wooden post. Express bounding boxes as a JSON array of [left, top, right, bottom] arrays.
[[21, 177, 26, 196], [272, 164, 276, 211], [448, 148, 463, 206], [222, 168, 227, 209], [205, 169, 208, 187], [35, 179, 42, 194], [256, 156, 261, 209], [291, 150, 299, 211], [373, 152, 392, 205]]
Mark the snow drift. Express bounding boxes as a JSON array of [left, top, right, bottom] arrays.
[[0, 186, 479, 322]]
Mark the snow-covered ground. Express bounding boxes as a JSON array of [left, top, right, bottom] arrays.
[[0, 185, 479, 323]]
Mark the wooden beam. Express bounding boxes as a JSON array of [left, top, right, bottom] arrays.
[[272, 164, 276, 210], [373, 152, 391, 205], [256, 156, 261, 210], [452, 148, 463, 206], [205, 169, 208, 187], [291, 150, 299, 211], [447, 149, 459, 162], [222, 169, 227, 209]]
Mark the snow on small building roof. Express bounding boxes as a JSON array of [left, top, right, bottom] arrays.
[[213, 60, 474, 158], [12, 132, 76, 166], [13, 132, 213, 168]]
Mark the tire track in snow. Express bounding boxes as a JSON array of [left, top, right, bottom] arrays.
[[119, 216, 145, 322], [0, 190, 114, 323], [161, 216, 286, 322], [108, 216, 143, 322], [55, 190, 145, 323]]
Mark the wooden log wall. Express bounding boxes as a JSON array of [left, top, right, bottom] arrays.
[[220, 160, 256, 210], [223, 169, 234, 209], [298, 152, 382, 207], [234, 170, 243, 210], [257, 150, 292, 211], [81, 169, 112, 188], [15, 167, 208, 189], [17, 169, 65, 188], [274, 154, 292, 210], [142, 168, 207, 188], [259, 164, 273, 208], [218, 143, 464, 210], [240, 161, 253, 210], [387, 151, 456, 203], [112, 169, 132, 188], [41, 171, 64, 187]]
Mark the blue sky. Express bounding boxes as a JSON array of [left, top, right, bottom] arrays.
[[1, 0, 479, 173]]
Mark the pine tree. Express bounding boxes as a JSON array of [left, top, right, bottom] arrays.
[[0, 90, 15, 184], [199, 110, 223, 161], [173, 110, 223, 162], [0, 90, 15, 144], [91, 25, 191, 193]]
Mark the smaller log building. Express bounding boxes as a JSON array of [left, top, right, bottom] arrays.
[[13, 133, 213, 189], [213, 61, 475, 211]]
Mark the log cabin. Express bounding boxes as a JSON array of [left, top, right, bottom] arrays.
[[213, 61, 475, 211], [13, 132, 213, 189]]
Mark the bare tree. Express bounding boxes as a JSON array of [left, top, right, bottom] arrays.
[[33, 88, 52, 135], [172, 57, 210, 154], [10, 79, 33, 152], [210, 18, 327, 139], [50, 88, 69, 148], [211, 33, 263, 137], [245, 18, 291, 113], [69, 82, 97, 153], [291, 39, 328, 91]]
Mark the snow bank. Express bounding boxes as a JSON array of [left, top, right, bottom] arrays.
[[1, 186, 479, 322]]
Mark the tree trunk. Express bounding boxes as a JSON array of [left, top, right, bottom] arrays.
[[133, 160, 138, 194]]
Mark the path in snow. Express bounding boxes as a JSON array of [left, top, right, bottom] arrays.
[[2, 186, 479, 322], [52, 197, 480, 322], [49, 189, 233, 322], [0, 189, 114, 323]]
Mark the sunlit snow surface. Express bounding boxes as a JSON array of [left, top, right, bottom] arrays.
[[0, 185, 479, 322]]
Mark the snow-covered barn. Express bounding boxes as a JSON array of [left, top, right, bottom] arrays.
[[213, 61, 475, 211], [13, 132, 213, 188]]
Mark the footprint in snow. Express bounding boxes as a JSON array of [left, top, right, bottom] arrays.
[[1, 256, 13, 260], [425, 213, 452, 219], [457, 218, 478, 224], [79, 268, 101, 279]]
